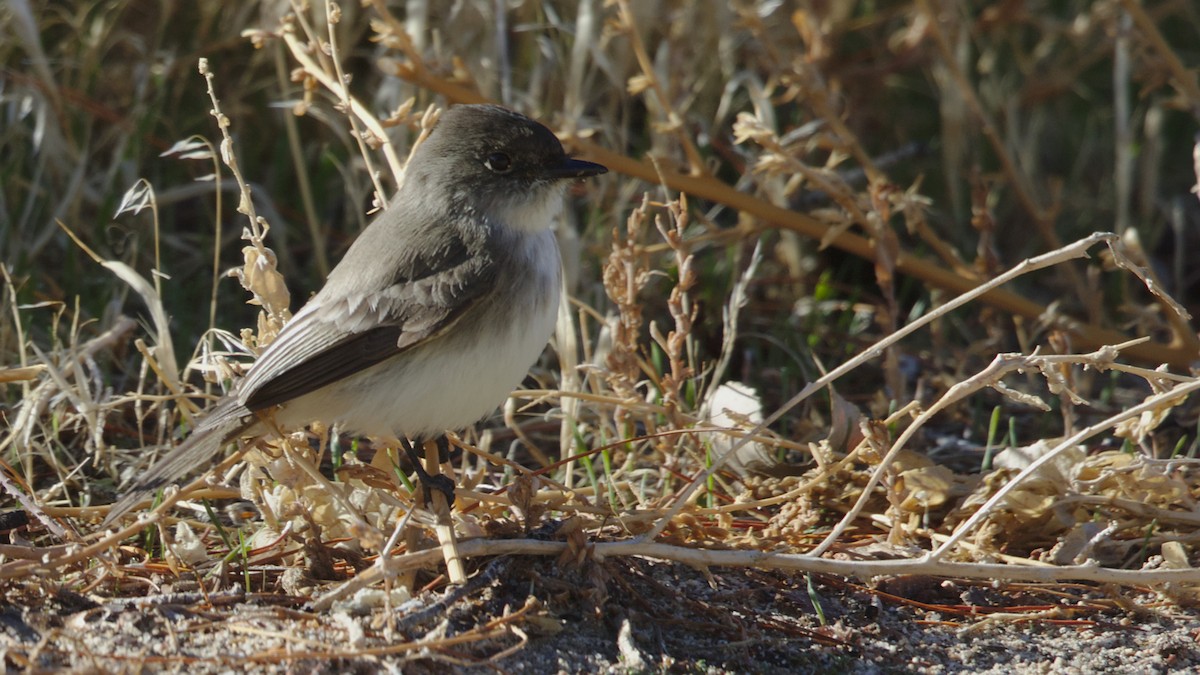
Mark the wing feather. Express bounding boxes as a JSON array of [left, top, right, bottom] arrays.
[[238, 224, 496, 410]]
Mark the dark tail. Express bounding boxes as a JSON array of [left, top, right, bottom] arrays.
[[102, 399, 258, 526]]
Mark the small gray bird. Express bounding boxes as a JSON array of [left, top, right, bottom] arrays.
[[104, 104, 606, 525]]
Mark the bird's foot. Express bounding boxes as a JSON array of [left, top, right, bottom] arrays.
[[400, 437, 456, 507]]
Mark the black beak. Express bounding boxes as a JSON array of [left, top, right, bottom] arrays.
[[544, 157, 608, 179]]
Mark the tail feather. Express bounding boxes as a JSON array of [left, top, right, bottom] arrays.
[[102, 399, 258, 526]]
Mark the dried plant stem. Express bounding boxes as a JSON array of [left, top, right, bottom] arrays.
[[197, 605, 523, 661], [1117, 0, 1200, 115], [3, 445, 258, 582], [424, 439, 465, 584], [644, 233, 1122, 542], [313, 534, 1200, 612], [284, 438, 375, 529], [198, 58, 293, 346], [651, 196, 697, 426], [1107, 238, 1197, 352], [555, 278, 583, 490], [280, 17, 405, 185], [612, 0, 707, 175], [916, 0, 1059, 249], [586, 141, 1198, 367], [199, 60, 265, 242], [2, 316, 138, 482], [0, 365, 45, 383], [323, 0, 389, 208], [930, 375, 1200, 561], [602, 197, 652, 427], [811, 340, 1143, 558], [272, 41, 327, 276], [0, 445, 70, 540]]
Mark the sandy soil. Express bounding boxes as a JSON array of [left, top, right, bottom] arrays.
[[5, 555, 1197, 673]]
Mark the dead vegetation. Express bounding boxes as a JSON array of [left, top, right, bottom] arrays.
[[2, 0, 1200, 670]]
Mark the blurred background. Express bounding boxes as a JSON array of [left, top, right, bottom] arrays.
[[3, 0, 1199, 496]]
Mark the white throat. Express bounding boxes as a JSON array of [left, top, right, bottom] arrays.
[[491, 183, 567, 233]]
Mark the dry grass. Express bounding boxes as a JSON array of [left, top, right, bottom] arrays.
[[3, 0, 1200, 668]]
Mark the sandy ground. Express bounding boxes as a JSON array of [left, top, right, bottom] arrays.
[[4, 554, 1197, 673]]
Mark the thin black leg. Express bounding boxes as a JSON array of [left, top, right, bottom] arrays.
[[400, 437, 456, 505]]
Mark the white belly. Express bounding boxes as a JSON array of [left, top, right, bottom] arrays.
[[273, 233, 561, 440]]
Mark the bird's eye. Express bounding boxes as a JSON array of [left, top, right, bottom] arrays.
[[484, 152, 512, 173]]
